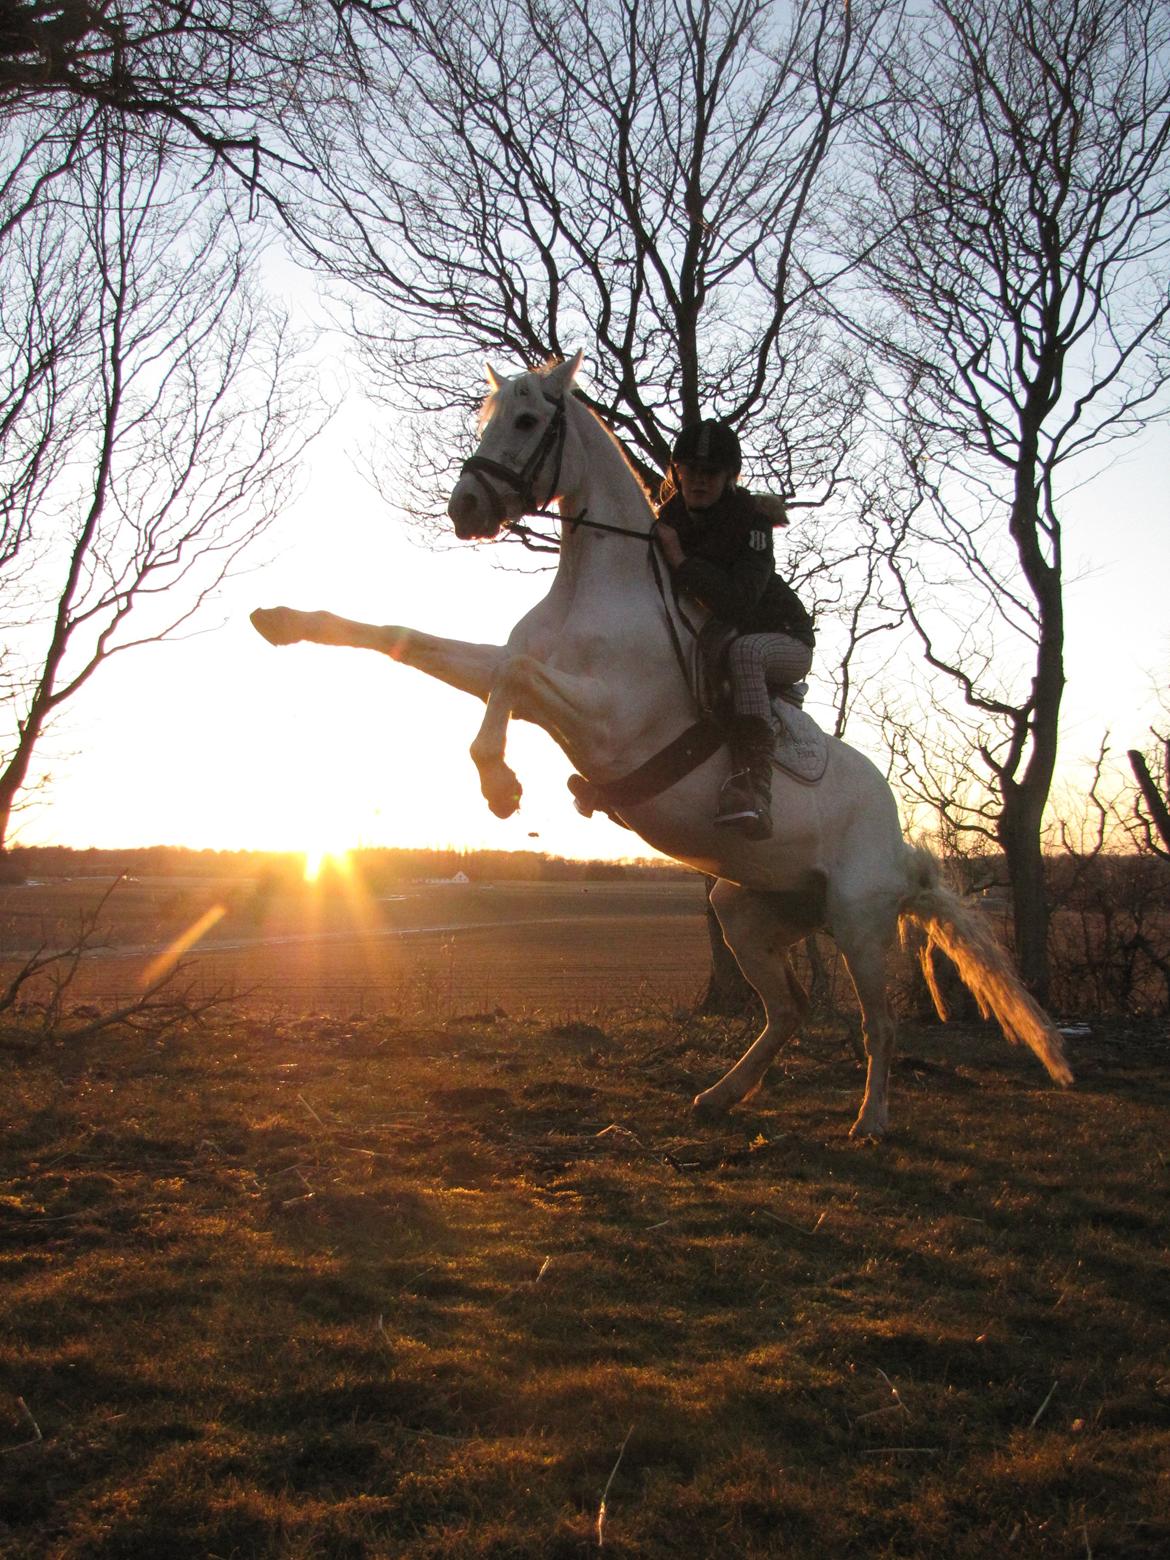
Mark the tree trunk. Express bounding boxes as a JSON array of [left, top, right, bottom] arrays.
[[1128, 746, 1170, 855], [999, 792, 1052, 1004], [995, 455, 1064, 1005], [0, 719, 43, 851]]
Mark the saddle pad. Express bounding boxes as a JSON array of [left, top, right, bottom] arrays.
[[770, 702, 828, 784]]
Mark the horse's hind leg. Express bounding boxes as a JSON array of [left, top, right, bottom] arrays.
[[835, 909, 900, 1139], [692, 881, 809, 1119]]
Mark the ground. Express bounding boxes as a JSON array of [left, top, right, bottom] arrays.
[[1, 1003, 1167, 1558]]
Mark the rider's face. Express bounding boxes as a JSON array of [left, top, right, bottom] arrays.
[[676, 461, 731, 512]]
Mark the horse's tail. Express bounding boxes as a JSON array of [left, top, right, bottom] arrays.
[[898, 845, 1073, 1086]]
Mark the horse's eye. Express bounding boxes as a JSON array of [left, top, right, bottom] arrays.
[[515, 413, 538, 431]]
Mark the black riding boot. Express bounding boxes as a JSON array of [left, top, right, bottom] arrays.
[[714, 714, 774, 840]]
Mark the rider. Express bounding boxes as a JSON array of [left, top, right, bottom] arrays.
[[654, 420, 814, 841]]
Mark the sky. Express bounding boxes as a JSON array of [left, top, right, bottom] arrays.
[[14, 345, 1170, 865]]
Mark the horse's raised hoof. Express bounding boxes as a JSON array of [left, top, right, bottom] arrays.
[[250, 607, 299, 646], [480, 764, 522, 818]]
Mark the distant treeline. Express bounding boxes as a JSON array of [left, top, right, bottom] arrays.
[[0, 844, 692, 885]]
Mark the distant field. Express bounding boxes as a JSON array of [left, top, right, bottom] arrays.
[[0, 876, 715, 1017]]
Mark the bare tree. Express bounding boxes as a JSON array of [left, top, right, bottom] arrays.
[[0, 2, 406, 205], [295, 0, 898, 503], [846, 0, 1170, 998], [0, 118, 316, 849]]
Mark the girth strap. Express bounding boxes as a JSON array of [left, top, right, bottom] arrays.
[[567, 718, 725, 825]]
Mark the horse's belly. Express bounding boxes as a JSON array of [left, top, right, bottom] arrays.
[[625, 783, 824, 892]]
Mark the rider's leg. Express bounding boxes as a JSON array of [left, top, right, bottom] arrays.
[[714, 713, 775, 839], [715, 634, 813, 839], [727, 632, 814, 718]]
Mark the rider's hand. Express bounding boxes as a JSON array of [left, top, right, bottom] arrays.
[[654, 520, 685, 568]]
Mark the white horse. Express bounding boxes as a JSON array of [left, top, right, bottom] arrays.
[[251, 353, 1071, 1136]]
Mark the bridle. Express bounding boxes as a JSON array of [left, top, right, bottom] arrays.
[[458, 391, 571, 532], [459, 391, 656, 551]]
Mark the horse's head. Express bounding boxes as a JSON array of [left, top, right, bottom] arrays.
[[447, 351, 584, 539]]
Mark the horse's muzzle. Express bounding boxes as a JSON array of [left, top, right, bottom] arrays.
[[447, 484, 502, 540]]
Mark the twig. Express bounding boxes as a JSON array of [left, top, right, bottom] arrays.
[[1, 1398, 43, 1455], [755, 1207, 827, 1237], [1030, 1381, 1058, 1429], [857, 1446, 940, 1456], [596, 1424, 635, 1548], [297, 1094, 328, 1128], [535, 1256, 552, 1282], [876, 1368, 911, 1418], [596, 1124, 649, 1151]]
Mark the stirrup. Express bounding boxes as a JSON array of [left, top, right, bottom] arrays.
[[714, 772, 770, 837], [714, 803, 772, 840], [714, 767, 772, 839], [713, 769, 753, 823]]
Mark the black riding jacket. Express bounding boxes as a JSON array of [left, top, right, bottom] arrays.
[[657, 489, 815, 646]]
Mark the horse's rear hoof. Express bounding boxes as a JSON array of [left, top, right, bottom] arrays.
[[692, 1090, 728, 1120], [849, 1116, 887, 1141]]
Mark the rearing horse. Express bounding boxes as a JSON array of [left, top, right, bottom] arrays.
[[251, 353, 1071, 1135]]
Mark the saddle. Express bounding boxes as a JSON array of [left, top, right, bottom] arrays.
[[568, 627, 827, 825]]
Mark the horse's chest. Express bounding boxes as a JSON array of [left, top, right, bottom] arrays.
[[539, 622, 637, 676]]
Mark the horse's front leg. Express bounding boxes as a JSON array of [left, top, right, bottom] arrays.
[[250, 608, 505, 701], [470, 654, 605, 818]]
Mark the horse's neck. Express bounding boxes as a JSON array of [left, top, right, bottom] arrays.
[[552, 410, 657, 613], [540, 410, 703, 759]]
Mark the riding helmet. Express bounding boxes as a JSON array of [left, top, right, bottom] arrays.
[[671, 420, 742, 473]]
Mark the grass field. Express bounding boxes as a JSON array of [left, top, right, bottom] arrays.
[[2, 974, 1168, 1556]]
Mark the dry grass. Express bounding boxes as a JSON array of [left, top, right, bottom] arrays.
[[2, 1001, 1168, 1557]]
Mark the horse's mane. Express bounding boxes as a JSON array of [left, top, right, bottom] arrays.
[[478, 360, 653, 509]]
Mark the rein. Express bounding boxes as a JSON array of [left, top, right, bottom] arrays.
[[504, 512, 651, 549], [503, 512, 701, 698]]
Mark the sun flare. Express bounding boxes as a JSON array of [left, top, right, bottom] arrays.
[[302, 843, 352, 883]]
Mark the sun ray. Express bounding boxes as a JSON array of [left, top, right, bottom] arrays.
[[140, 903, 226, 988]]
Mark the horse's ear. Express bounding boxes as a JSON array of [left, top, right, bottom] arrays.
[[485, 362, 503, 392], [543, 350, 584, 399]]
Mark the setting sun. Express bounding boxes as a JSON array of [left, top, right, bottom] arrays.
[[302, 842, 352, 883]]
